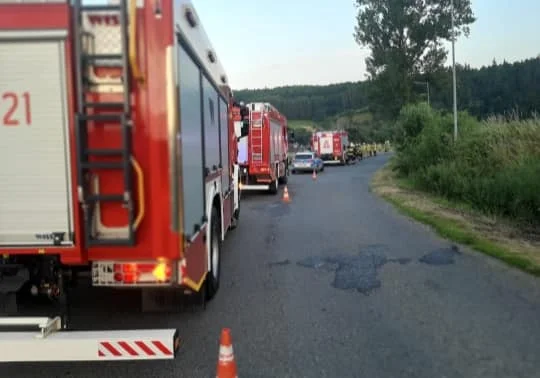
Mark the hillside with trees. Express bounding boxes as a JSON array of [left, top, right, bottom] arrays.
[[234, 57, 540, 143]]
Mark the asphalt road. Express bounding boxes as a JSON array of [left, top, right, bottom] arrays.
[[2, 154, 540, 378]]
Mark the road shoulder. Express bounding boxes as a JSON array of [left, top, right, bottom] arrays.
[[371, 160, 540, 277]]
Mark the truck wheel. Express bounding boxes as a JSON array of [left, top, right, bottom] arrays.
[[206, 207, 221, 300], [268, 178, 278, 194], [268, 169, 278, 195]]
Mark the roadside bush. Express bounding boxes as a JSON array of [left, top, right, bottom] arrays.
[[393, 103, 454, 175], [393, 104, 540, 225]]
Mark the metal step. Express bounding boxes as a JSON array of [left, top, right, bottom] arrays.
[[84, 102, 124, 109], [81, 161, 125, 170], [80, 5, 121, 11], [0, 316, 178, 362], [85, 149, 124, 156], [84, 54, 123, 62], [78, 113, 124, 122], [86, 194, 126, 202]]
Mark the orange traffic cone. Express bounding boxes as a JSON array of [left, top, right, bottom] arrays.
[[282, 186, 291, 203], [312, 170, 317, 180], [216, 328, 238, 378]]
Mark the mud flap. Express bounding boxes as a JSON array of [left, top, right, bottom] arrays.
[[0, 265, 30, 315]]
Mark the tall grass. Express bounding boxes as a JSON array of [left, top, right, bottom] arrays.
[[393, 103, 540, 225]]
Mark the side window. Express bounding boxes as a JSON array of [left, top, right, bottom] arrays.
[[178, 45, 205, 238], [202, 76, 220, 172], [219, 98, 230, 191]]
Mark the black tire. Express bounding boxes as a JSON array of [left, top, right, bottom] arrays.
[[268, 179, 278, 194], [268, 169, 279, 195], [206, 207, 221, 300]]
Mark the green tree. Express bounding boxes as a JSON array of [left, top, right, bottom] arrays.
[[354, 0, 476, 118]]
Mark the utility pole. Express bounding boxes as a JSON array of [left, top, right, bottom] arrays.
[[451, 0, 458, 141]]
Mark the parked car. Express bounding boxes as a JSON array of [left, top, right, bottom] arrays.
[[291, 151, 324, 174]]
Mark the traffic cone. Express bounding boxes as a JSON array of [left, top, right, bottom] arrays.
[[282, 186, 291, 203], [312, 170, 317, 180], [216, 328, 238, 378]]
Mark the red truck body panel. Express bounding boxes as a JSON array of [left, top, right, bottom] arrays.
[[0, 1, 237, 290], [0, 2, 181, 264]]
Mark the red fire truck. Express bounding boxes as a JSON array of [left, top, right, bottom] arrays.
[[237, 102, 289, 194], [311, 130, 349, 165], [0, 0, 241, 362]]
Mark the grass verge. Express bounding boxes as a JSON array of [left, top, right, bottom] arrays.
[[371, 162, 540, 277]]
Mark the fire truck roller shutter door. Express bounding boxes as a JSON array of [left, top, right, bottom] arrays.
[[177, 44, 205, 238], [0, 35, 74, 246]]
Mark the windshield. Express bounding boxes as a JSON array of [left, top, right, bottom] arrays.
[[295, 154, 313, 160]]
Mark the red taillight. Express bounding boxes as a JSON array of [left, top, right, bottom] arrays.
[[123, 273, 138, 284], [123, 263, 137, 274], [112, 261, 172, 284]]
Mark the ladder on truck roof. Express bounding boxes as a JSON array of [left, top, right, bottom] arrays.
[[73, 0, 137, 246], [249, 109, 263, 162]]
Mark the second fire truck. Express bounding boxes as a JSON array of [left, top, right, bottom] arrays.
[[237, 102, 289, 194]]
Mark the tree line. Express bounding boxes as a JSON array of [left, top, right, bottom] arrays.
[[233, 82, 369, 121], [233, 57, 540, 123]]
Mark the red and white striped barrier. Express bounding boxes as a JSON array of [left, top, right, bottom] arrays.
[[0, 317, 179, 362], [98, 340, 174, 359]]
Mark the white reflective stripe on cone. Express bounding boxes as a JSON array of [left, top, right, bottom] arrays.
[[218, 345, 234, 362]]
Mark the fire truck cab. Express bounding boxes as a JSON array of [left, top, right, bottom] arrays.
[[0, 0, 240, 362]]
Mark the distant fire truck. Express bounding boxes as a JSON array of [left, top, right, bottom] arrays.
[[311, 130, 349, 165], [0, 0, 241, 362], [237, 102, 289, 194]]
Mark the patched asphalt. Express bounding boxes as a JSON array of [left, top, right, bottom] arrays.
[[3, 155, 540, 378]]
